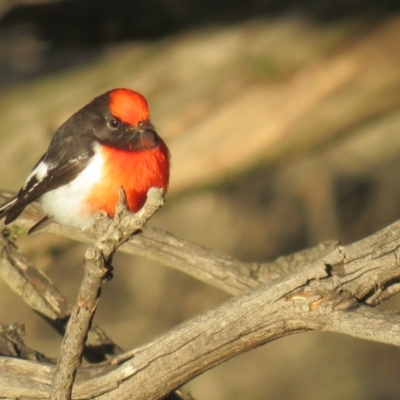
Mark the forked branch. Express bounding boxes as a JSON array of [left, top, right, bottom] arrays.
[[49, 187, 165, 400], [2, 189, 400, 399]]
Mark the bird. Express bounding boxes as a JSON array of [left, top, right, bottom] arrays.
[[0, 88, 170, 234]]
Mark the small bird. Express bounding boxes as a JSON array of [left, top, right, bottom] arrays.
[[0, 89, 170, 233]]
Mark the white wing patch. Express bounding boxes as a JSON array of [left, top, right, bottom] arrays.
[[25, 161, 49, 184], [21, 161, 49, 195]]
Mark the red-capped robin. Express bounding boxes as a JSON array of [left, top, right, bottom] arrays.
[[0, 88, 170, 233]]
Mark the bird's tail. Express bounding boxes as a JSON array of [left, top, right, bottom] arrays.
[[0, 196, 50, 234], [0, 197, 20, 224]]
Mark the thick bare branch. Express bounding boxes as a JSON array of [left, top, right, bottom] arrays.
[[2, 189, 400, 398], [1, 237, 400, 399], [0, 189, 338, 295]]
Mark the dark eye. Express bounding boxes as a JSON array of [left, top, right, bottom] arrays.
[[108, 118, 120, 129]]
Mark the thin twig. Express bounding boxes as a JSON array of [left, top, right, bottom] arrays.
[[50, 188, 165, 400], [0, 323, 54, 364]]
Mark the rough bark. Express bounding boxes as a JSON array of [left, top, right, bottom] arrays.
[[1, 189, 400, 398]]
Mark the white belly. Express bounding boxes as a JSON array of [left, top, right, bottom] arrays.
[[39, 150, 104, 229]]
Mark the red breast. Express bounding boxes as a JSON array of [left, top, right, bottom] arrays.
[[87, 140, 170, 216], [83, 88, 170, 217]]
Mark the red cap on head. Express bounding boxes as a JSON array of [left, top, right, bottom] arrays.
[[109, 89, 150, 126]]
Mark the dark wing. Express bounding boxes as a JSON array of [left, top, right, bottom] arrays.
[[0, 153, 93, 225], [0, 153, 47, 222], [0, 93, 107, 226]]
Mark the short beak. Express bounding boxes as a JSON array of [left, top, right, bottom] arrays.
[[135, 120, 156, 132]]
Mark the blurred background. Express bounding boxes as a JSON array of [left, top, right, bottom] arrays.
[[1, 1, 400, 399]]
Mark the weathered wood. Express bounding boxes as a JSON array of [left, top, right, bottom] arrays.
[[1, 213, 400, 398], [0, 234, 123, 363], [0, 189, 338, 295], [50, 188, 165, 399]]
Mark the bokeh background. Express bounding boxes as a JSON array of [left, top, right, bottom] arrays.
[[1, 1, 400, 399]]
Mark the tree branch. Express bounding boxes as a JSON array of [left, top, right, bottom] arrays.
[[0, 234, 124, 362], [2, 189, 400, 398], [1, 236, 400, 399], [0, 239, 193, 400], [50, 188, 165, 399], [0, 323, 54, 364], [0, 189, 338, 295]]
